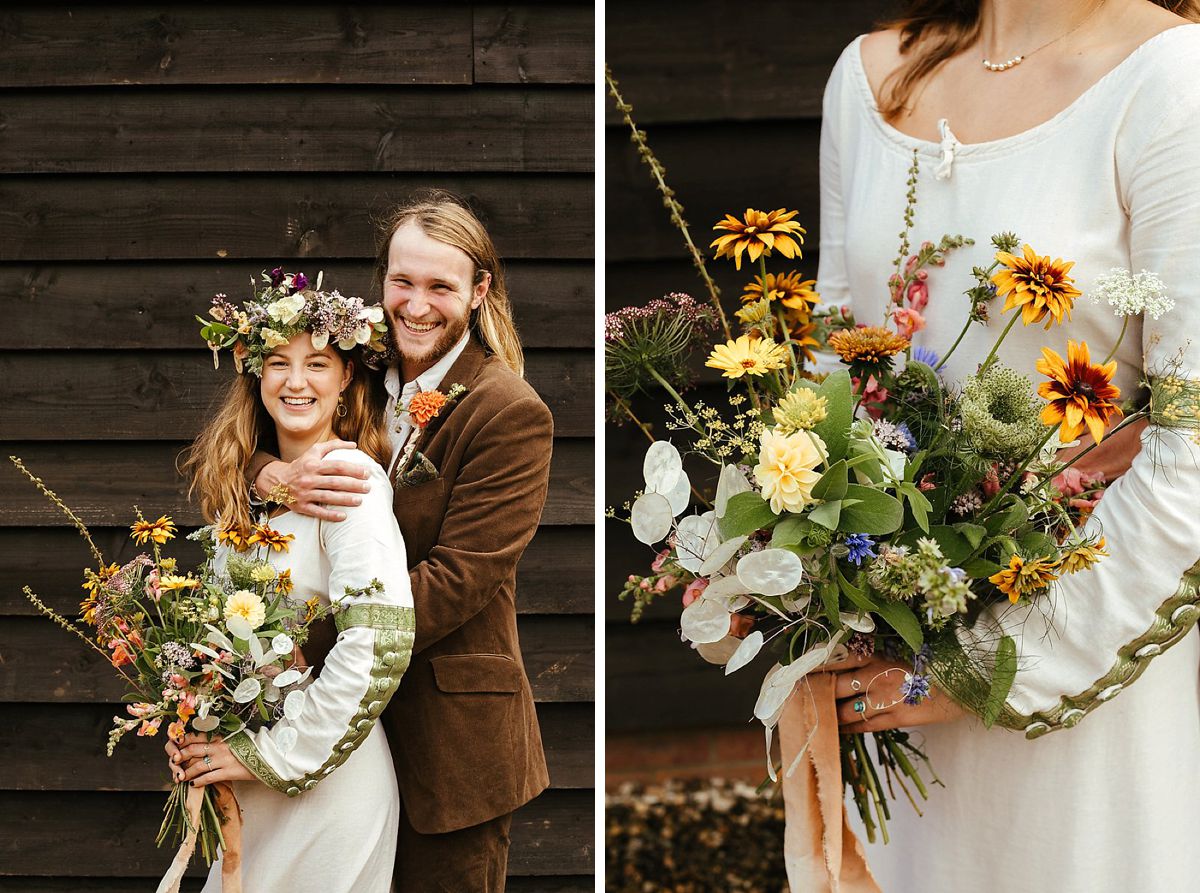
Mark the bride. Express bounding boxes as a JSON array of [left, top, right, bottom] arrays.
[[165, 273, 413, 892], [809, 1, 1200, 890]]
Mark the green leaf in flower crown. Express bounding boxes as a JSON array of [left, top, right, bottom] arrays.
[[811, 370, 853, 463], [875, 600, 924, 652], [984, 494, 1029, 535], [982, 635, 1018, 727], [718, 491, 779, 539], [837, 485, 904, 535], [811, 459, 849, 501], [808, 499, 842, 530]]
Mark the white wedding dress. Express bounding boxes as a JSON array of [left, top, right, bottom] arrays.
[[816, 28, 1200, 892], [201, 449, 414, 893]]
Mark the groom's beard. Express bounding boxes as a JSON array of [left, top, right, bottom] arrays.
[[387, 309, 470, 372]]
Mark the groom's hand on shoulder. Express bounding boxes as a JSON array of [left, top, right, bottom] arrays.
[[256, 439, 371, 522]]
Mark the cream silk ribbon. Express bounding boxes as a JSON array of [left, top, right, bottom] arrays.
[[156, 782, 244, 893], [779, 674, 881, 893]]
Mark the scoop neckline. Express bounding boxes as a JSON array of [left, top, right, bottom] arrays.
[[850, 23, 1200, 157]]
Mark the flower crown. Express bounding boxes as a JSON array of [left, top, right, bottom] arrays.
[[198, 267, 391, 376]]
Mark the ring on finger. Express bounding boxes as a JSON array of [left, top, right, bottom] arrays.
[[850, 678, 862, 692], [203, 755, 212, 767], [852, 698, 867, 714]]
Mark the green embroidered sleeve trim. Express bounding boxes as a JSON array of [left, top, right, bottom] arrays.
[[933, 558, 1200, 738], [335, 603, 415, 633], [227, 729, 290, 794], [1149, 374, 1200, 430], [280, 605, 415, 798]]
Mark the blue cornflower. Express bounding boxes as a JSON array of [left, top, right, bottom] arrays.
[[911, 345, 941, 368], [901, 672, 932, 705], [844, 533, 877, 566]]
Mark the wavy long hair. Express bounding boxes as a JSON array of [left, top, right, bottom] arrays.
[[878, 1, 1200, 119], [374, 189, 525, 377], [181, 349, 389, 533]]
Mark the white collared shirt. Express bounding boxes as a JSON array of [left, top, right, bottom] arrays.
[[383, 330, 471, 474]]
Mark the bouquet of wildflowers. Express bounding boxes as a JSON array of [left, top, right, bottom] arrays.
[[606, 75, 1180, 842], [198, 266, 390, 376], [8, 458, 360, 865]]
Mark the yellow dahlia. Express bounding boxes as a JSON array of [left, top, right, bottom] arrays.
[[711, 208, 805, 270], [1036, 340, 1122, 443], [989, 554, 1060, 604], [224, 589, 267, 631], [991, 244, 1081, 329], [753, 429, 826, 514], [706, 335, 788, 379]]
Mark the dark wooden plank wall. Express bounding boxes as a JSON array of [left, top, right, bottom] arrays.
[[605, 1, 896, 732], [0, 3, 594, 888]]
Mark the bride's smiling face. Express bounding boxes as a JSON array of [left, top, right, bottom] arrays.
[[259, 333, 353, 451]]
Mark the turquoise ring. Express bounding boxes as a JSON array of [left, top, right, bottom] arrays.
[[852, 698, 866, 714]]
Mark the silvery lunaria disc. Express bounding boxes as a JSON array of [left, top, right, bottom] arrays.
[[736, 548, 804, 596], [680, 595, 731, 644], [630, 492, 673, 545], [643, 440, 683, 492], [674, 511, 720, 573]]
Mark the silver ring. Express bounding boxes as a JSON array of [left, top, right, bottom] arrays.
[[850, 679, 862, 692], [203, 755, 212, 767]]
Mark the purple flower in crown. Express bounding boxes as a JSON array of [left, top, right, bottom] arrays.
[[269, 266, 285, 286], [288, 272, 309, 294]]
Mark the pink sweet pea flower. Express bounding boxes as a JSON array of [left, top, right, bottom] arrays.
[[650, 548, 671, 572], [654, 574, 678, 593], [681, 577, 708, 607]]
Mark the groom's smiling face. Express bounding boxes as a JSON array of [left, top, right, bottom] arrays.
[[383, 221, 490, 381]]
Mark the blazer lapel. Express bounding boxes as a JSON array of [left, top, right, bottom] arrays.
[[391, 336, 488, 484]]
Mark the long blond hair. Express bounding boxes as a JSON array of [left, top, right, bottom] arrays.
[[878, 0, 1200, 120], [181, 350, 389, 532], [374, 190, 525, 377]]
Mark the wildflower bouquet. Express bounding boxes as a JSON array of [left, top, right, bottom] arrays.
[[606, 73, 1178, 843], [9, 458, 351, 867]]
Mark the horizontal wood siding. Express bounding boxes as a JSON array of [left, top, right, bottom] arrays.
[[605, 1, 892, 730], [0, 2, 594, 886]]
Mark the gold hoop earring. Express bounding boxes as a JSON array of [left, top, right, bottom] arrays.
[[336, 394, 348, 418]]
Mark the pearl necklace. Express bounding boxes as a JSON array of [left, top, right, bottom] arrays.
[[982, 0, 1106, 72]]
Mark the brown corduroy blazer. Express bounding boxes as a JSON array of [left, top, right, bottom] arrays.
[[382, 336, 553, 834]]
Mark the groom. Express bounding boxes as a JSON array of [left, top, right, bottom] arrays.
[[251, 191, 553, 892]]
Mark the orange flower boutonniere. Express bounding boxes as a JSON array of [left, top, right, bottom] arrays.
[[404, 383, 469, 430]]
